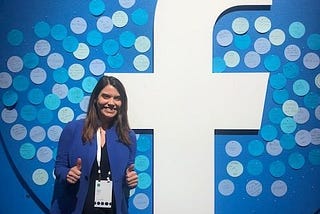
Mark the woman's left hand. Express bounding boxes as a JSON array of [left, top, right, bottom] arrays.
[[126, 164, 138, 188]]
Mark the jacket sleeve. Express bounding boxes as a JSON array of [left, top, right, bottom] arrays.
[[54, 121, 75, 183], [128, 130, 137, 167]]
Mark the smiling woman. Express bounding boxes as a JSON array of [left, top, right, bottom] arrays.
[[51, 75, 138, 214]]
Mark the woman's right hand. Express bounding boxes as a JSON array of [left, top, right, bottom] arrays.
[[66, 158, 82, 184]]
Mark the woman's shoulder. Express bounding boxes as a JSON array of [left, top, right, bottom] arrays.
[[64, 118, 85, 130]]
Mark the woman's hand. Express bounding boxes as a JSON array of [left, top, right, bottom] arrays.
[[66, 158, 82, 184], [126, 164, 138, 188]]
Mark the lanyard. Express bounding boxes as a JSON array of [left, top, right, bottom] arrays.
[[96, 128, 102, 178]]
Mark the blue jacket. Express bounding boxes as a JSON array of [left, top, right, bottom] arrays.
[[50, 119, 136, 214]]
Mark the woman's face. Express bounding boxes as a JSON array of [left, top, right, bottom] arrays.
[[96, 84, 122, 122]]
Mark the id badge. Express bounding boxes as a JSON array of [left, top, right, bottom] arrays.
[[94, 180, 113, 208]]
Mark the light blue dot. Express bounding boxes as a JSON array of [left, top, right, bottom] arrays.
[[248, 139, 264, 156], [20, 105, 37, 121], [37, 108, 53, 124], [289, 22, 305, 39], [269, 160, 286, 178], [82, 76, 97, 93], [67, 87, 84, 104], [89, 0, 105, 16], [280, 134, 295, 150], [28, 88, 44, 105], [119, 31, 136, 48], [131, 8, 148, 26], [273, 89, 289, 105], [264, 55, 281, 72], [247, 159, 263, 176], [23, 52, 39, 69], [103, 39, 120, 56], [87, 30, 103, 46], [34, 21, 50, 38], [53, 67, 69, 83], [13, 75, 29, 91], [260, 125, 278, 141], [7, 29, 23, 46], [137, 172, 152, 189], [44, 94, 61, 110], [137, 134, 152, 152], [20, 143, 36, 160], [2, 90, 18, 107], [270, 73, 287, 89], [288, 152, 305, 169], [63, 36, 79, 52], [107, 53, 124, 69], [51, 24, 67, 40], [307, 34, 320, 51], [304, 92, 320, 109], [293, 79, 310, 96], [309, 149, 320, 165], [282, 62, 299, 79], [234, 34, 251, 50], [213, 57, 226, 73], [135, 155, 150, 172], [268, 107, 285, 124], [280, 117, 297, 134]]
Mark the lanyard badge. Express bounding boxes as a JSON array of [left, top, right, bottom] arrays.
[[94, 128, 112, 208]]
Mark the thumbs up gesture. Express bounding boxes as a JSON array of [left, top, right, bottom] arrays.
[[66, 158, 82, 184], [126, 164, 138, 188]]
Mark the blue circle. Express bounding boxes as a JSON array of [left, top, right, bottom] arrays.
[[20, 105, 37, 121], [289, 22, 305, 39], [13, 75, 29, 91], [53, 67, 69, 83], [28, 88, 44, 105], [44, 94, 61, 110], [280, 134, 295, 150], [280, 117, 297, 134], [304, 92, 320, 109], [247, 159, 263, 176], [131, 8, 149, 26], [119, 31, 136, 48], [273, 89, 289, 105], [137, 172, 152, 189], [282, 62, 299, 79], [269, 160, 286, 178], [20, 143, 36, 160], [213, 57, 226, 73], [51, 24, 67, 40], [234, 34, 251, 50], [293, 79, 310, 96], [260, 125, 278, 141], [89, 0, 105, 16], [82, 76, 97, 93], [2, 90, 18, 107], [270, 73, 287, 89], [248, 139, 264, 156], [268, 107, 285, 124], [309, 149, 320, 165], [87, 30, 103, 46], [288, 152, 305, 169], [7, 29, 23, 46], [67, 87, 84, 104], [37, 108, 53, 124], [307, 34, 320, 51], [135, 155, 150, 172], [34, 21, 50, 38], [264, 55, 281, 72], [23, 52, 39, 69], [107, 53, 124, 69], [103, 39, 120, 56], [63, 36, 79, 52], [137, 134, 152, 152]]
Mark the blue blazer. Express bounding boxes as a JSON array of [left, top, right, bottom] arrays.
[[50, 119, 136, 214]]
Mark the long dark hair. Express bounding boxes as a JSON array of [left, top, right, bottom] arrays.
[[82, 75, 131, 145]]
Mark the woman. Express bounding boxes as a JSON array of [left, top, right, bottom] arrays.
[[51, 75, 138, 214]]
